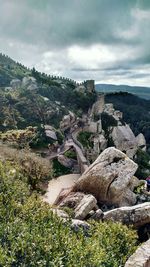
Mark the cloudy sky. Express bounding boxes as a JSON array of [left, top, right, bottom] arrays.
[[0, 0, 150, 86]]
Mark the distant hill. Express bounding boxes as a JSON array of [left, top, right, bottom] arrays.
[[96, 83, 150, 100]]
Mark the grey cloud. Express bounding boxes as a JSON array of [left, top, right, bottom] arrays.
[[0, 0, 150, 86]]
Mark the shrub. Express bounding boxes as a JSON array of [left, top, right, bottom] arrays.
[[135, 149, 150, 179], [0, 162, 138, 266], [0, 144, 53, 190], [77, 131, 93, 149], [52, 158, 71, 177]]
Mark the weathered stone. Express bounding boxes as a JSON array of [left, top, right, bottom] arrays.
[[73, 147, 138, 207], [124, 238, 150, 267], [22, 76, 37, 88], [59, 192, 86, 209], [10, 79, 21, 89], [90, 209, 104, 221], [136, 133, 146, 151], [57, 155, 76, 168], [103, 202, 150, 228], [51, 208, 69, 219], [111, 125, 138, 158], [74, 194, 97, 220], [104, 103, 115, 116], [44, 125, 57, 140]]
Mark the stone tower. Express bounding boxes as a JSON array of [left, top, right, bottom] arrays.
[[84, 80, 95, 93]]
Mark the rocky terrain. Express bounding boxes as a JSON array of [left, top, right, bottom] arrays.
[[0, 53, 150, 267]]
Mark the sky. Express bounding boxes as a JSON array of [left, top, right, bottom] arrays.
[[0, 0, 150, 86]]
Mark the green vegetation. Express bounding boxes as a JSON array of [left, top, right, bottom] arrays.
[[52, 158, 71, 177], [135, 149, 150, 179], [101, 112, 117, 146], [64, 149, 77, 160], [0, 144, 52, 190], [77, 131, 93, 149], [0, 161, 138, 267], [0, 53, 96, 132]]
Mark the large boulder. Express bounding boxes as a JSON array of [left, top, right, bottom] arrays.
[[10, 79, 21, 89], [111, 125, 138, 158], [73, 147, 138, 207], [136, 133, 146, 151], [103, 202, 150, 228], [124, 238, 150, 267]]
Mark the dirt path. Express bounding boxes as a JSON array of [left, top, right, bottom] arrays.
[[43, 174, 80, 205]]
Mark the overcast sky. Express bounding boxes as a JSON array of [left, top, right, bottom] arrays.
[[0, 0, 150, 86]]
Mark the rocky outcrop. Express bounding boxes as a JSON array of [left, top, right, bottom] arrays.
[[124, 238, 150, 267], [58, 192, 97, 220], [103, 202, 150, 228], [74, 194, 97, 220], [73, 147, 138, 207], [51, 208, 69, 219], [60, 111, 76, 130], [57, 155, 77, 169], [44, 125, 57, 140], [93, 134, 107, 154], [10, 79, 21, 89], [22, 76, 37, 90], [111, 125, 138, 158], [136, 133, 146, 151], [59, 192, 86, 209]]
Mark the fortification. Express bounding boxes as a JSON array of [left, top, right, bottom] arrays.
[[84, 80, 95, 93]]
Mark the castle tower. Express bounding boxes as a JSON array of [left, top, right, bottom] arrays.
[[84, 80, 95, 93]]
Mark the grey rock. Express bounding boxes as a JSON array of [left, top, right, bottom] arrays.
[[103, 202, 150, 228], [44, 125, 57, 140], [10, 79, 21, 89], [51, 208, 69, 219], [124, 238, 150, 267], [90, 209, 104, 221], [74, 194, 97, 220], [71, 219, 90, 232], [73, 147, 138, 207], [136, 133, 146, 151], [111, 125, 138, 158], [59, 192, 86, 209]]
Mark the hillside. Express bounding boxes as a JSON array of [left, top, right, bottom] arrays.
[[96, 83, 150, 100], [0, 53, 96, 131], [105, 92, 150, 151]]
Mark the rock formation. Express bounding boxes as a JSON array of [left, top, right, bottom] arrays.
[[111, 125, 138, 158], [103, 202, 150, 228], [73, 147, 138, 207], [136, 133, 147, 152], [124, 238, 150, 267]]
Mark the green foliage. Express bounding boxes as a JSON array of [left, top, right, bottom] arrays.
[[64, 149, 77, 160], [101, 112, 118, 132], [77, 131, 93, 149], [0, 144, 53, 190], [135, 149, 150, 179], [0, 162, 138, 266], [52, 158, 71, 177]]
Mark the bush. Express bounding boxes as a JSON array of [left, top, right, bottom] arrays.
[[135, 149, 150, 179], [52, 158, 71, 177], [77, 131, 93, 149], [0, 144, 53, 190], [0, 162, 138, 266]]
